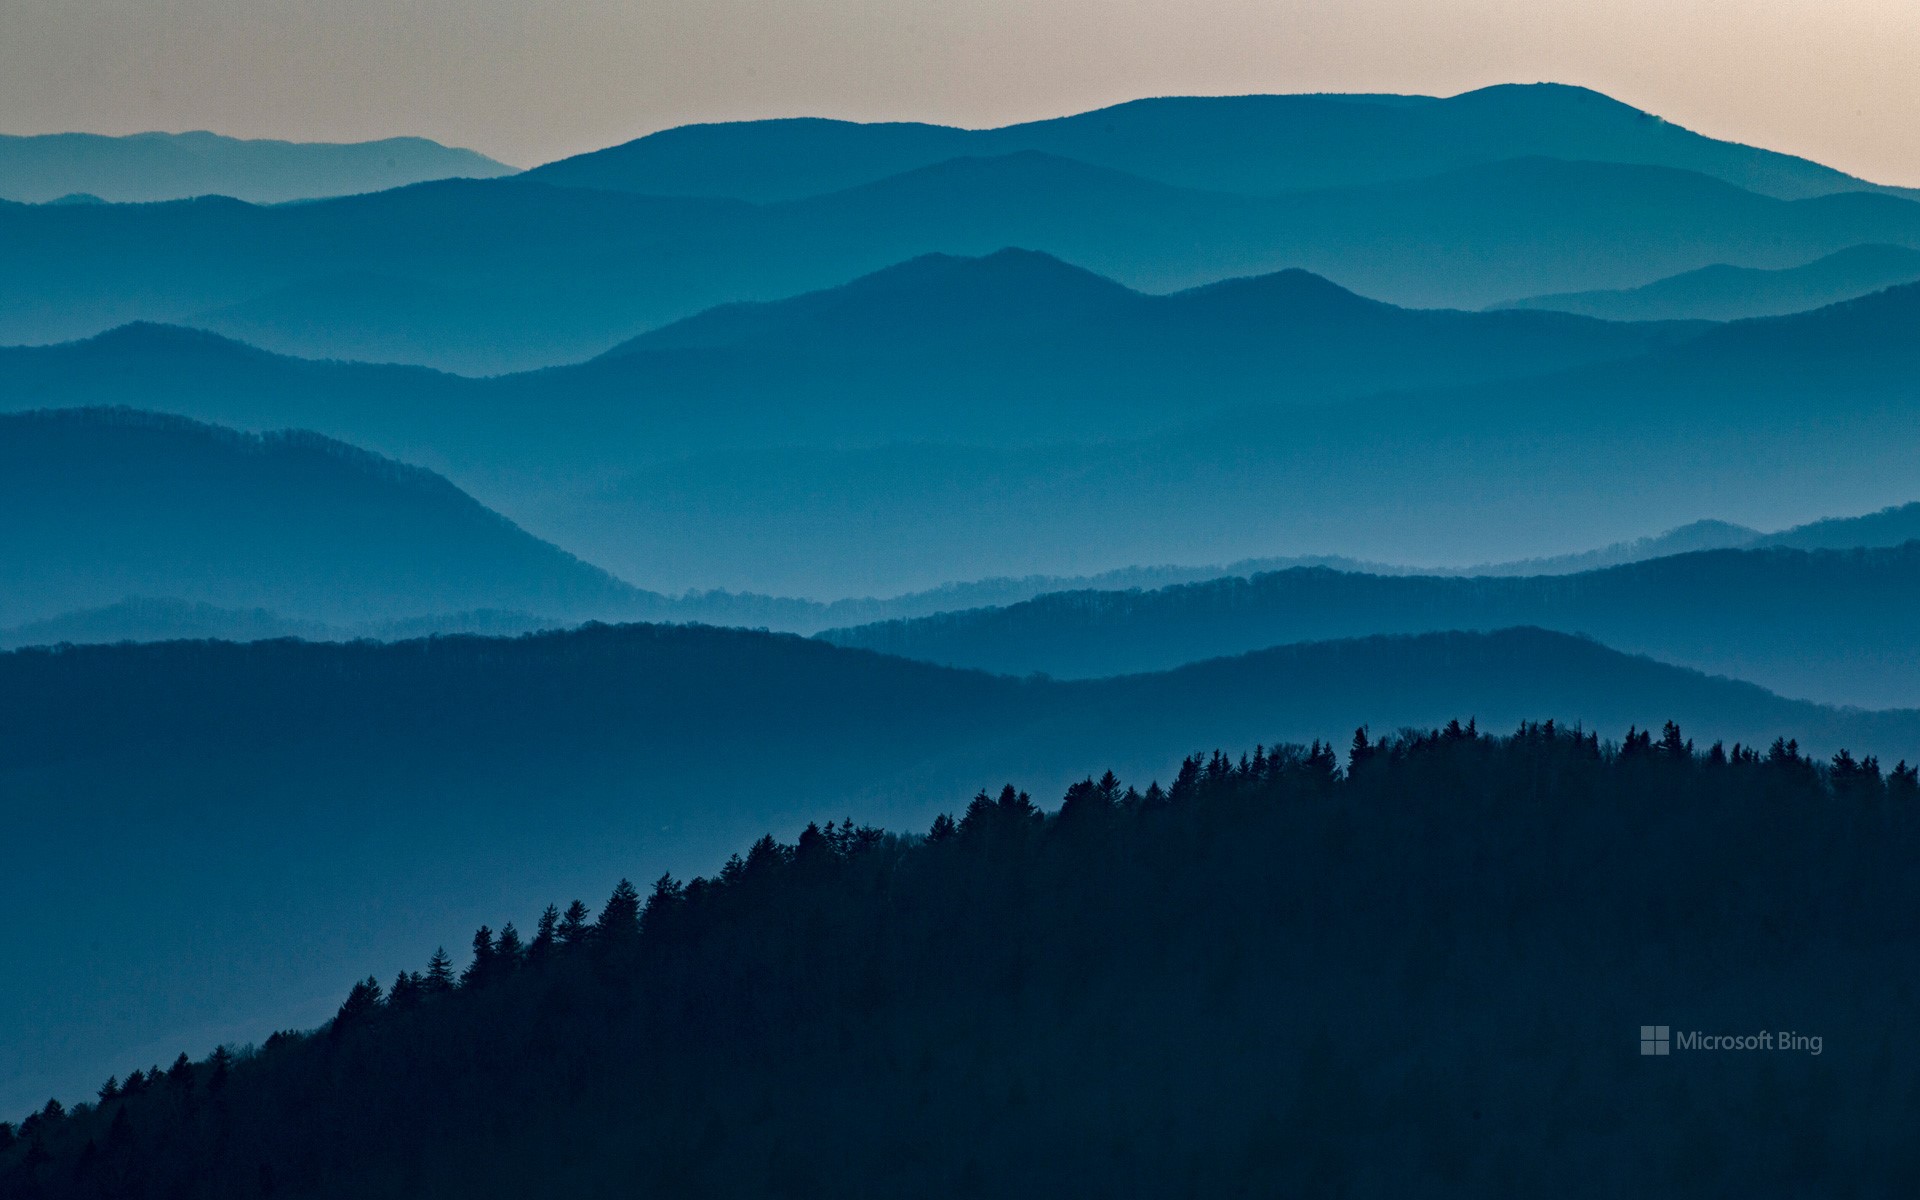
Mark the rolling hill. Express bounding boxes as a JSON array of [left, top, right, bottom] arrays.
[[0, 255, 1701, 532], [5, 620, 1920, 1116], [1496, 243, 1920, 321], [6, 146, 1919, 371], [529, 82, 1907, 203], [548, 281, 1920, 595], [0, 408, 649, 626], [0, 130, 515, 205], [822, 542, 1920, 708], [10, 273, 1906, 599]]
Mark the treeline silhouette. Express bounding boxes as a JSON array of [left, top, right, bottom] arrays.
[[6, 721, 1920, 1197]]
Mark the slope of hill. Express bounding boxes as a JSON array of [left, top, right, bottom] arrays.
[[6, 148, 1919, 370], [822, 542, 1920, 708], [0, 253, 1702, 484], [3, 621, 1919, 1116], [0, 130, 515, 205], [555, 280, 1920, 595], [0, 408, 649, 626], [1496, 243, 1920, 320], [530, 82, 1905, 203], [1762, 501, 1920, 551], [8, 717, 1916, 1197]]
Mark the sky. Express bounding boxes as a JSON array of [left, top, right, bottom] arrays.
[[0, 0, 1917, 183]]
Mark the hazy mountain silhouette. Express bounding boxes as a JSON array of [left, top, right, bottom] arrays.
[[823, 542, 1920, 708], [0, 254, 1700, 516], [552, 280, 1920, 594], [1760, 500, 1920, 551], [6, 620, 1920, 1113], [8, 147, 1920, 369], [24, 497, 1918, 651], [0, 408, 649, 626], [530, 83, 1907, 203], [0, 599, 596, 650], [9, 273, 1898, 600], [1496, 243, 1920, 321], [0, 130, 515, 205]]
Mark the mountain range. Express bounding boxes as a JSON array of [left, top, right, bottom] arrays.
[[0, 130, 515, 205], [4, 275, 1917, 596], [822, 541, 1920, 709], [529, 83, 1911, 203], [6, 620, 1920, 1114], [8, 96, 1920, 370], [0, 251, 1699, 464], [1497, 243, 1920, 321]]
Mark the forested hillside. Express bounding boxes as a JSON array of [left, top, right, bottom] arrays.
[[6, 723, 1915, 1197], [7, 621, 1920, 1116]]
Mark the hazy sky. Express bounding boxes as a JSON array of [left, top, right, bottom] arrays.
[[2, 0, 1916, 183]]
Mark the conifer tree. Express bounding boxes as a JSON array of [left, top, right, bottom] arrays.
[[423, 947, 456, 994], [559, 900, 593, 945], [596, 880, 642, 943]]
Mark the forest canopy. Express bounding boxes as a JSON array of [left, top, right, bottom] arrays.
[[6, 720, 1917, 1198]]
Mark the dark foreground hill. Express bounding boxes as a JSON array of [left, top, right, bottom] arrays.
[[0, 408, 646, 626], [823, 542, 1920, 709], [7, 721, 1918, 1197], [4, 622, 1920, 1117]]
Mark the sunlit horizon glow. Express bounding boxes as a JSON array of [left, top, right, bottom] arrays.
[[0, 0, 1916, 184]]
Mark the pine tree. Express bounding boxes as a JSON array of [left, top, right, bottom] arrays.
[[424, 947, 456, 994], [463, 926, 497, 988], [98, 1076, 120, 1103], [167, 1053, 194, 1091], [494, 923, 525, 974], [529, 905, 560, 963], [331, 977, 384, 1039], [208, 1048, 231, 1094], [597, 879, 643, 943], [559, 900, 593, 945]]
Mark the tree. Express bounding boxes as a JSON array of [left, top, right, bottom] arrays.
[[389, 970, 423, 1012], [167, 1053, 194, 1092], [559, 900, 593, 946], [208, 1046, 232, 1094], [494, 923, 526, 974], [331, 977, 384, 1039], [597, 880, 643, 943], [424, 947, 457, 994], [98, 1076, 120, 1103], [463, 926, 497, 988], [642, 874, 684, 939], [529, 905, 560, 964]]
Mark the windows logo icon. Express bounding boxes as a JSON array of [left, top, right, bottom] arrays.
[[1640, 1025, 1670, 1056]]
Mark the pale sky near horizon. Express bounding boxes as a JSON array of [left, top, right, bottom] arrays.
[[1, 0, 1915, 184]]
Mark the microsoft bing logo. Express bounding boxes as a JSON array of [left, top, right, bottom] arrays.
[[1640, 1025, 1670, 1056]]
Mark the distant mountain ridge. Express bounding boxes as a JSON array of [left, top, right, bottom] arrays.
[[8, 137, 1920, 370], [821, 541, 1920, 708], [1496, 243, 1920, 321], [4, 281, 1917, 596], [0, 130, 516, 204], [0, 407, 648, 626], [529, 83, 1909, 203]]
